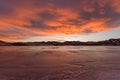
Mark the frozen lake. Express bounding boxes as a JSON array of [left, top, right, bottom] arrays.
[[0, 46, 120, 80]]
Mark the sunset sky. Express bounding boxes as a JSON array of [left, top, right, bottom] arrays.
[[0, 0, 120, 42]]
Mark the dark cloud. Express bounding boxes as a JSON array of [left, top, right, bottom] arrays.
[[0, 0, 120, 41], [28, 20, 53, 29]]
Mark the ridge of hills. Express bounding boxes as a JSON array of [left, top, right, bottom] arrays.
[[0, 38, 120, 46]]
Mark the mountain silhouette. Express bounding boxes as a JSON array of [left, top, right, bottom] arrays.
[[0, 38, 120, 46]]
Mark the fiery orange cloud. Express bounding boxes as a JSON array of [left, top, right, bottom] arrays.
[[110, 0, 120, 13], [0, 0, 120, 41], [43, 18, 112, 35]]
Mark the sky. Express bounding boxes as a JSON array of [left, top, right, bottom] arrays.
[[0, 0, 120, 42]]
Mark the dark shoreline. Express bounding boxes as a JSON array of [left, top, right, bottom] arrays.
[[0, 38, 120, 46]]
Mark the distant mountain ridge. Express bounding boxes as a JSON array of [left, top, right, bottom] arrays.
[[0, 40, 10, 46], [0, 38, 120, 46]]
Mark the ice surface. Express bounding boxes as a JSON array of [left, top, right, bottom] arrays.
[[0, 46, 120, 80]]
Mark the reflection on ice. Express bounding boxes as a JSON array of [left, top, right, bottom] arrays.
[[0, 46, 120, 80]]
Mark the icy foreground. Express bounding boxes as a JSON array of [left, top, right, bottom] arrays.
[[0, 46, 120, 80]]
